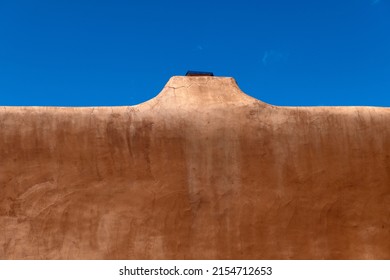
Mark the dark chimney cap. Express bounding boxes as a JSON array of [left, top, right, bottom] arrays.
[[185, 71, 214, 76]]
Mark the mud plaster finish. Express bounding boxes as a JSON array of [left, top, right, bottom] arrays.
[[0, 76, 389, 259]]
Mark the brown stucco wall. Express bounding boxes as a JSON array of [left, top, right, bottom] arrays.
[[1, 76, 389, 259]]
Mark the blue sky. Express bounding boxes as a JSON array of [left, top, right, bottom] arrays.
[[0, 0, 389, 106]]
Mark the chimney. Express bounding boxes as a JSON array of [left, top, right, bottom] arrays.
[[185, 71, 214, 76]]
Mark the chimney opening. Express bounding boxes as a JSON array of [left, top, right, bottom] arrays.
[[185, 71, 214, 76]]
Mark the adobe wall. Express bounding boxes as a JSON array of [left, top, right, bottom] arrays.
[[1, 76, 389, 259]]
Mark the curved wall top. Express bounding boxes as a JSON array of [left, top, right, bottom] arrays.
[[0, 76, 389, 259]]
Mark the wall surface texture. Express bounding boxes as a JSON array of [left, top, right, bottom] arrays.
[[0, 76, 389, 259]]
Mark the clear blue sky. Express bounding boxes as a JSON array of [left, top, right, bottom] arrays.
[[0, 0, 389, 106]]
